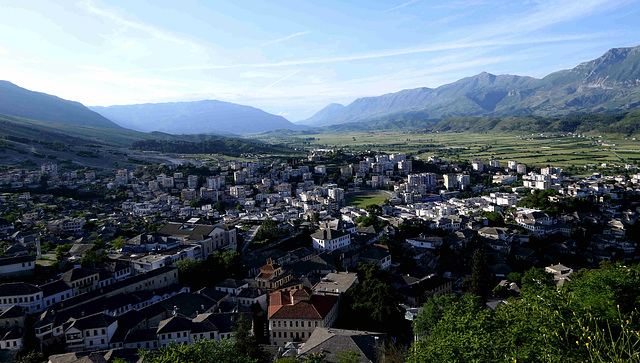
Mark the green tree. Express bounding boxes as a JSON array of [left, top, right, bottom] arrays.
[[233, 314, 270, 363], [305, 352, 327, 363], [464, 249, 491, 301], [140, 339, 255, 363], [336, 350, 361, 363], [253, 219, 280, 244]]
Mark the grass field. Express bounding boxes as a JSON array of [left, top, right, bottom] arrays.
[[254, 131, 640, 171], [346, 192, 389, 208]]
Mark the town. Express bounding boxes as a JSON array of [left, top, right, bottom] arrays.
[[0, 147, 638, 362]]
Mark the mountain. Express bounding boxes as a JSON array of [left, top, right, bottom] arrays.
[[90, 100, 301, 135], [0, 81, 123, 129], [427, 109, 640, 135], [304, 45, 640, 126], [297, 103, 345, 125]]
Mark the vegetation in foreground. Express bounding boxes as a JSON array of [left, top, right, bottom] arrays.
[[410, 262, 640, 363]]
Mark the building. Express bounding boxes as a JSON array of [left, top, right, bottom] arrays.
[[311, 229, 351, 252], [0, 255, 35, 278], [406, 234, 443, 249], [253, 260, 300, 292], [64, 313, 118, 352], [297, 328, 385, 362], [268, 289, 339, 346], [0, 282, 43, 314], [312, 272, 358, 297]]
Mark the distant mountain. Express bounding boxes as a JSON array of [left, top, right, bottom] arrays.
[[297, 103, 344, 125], [304, 45, 640, 127], [0, 81, 123, 129], [90, 100, 302, 135], [427, 110, 640, 135]]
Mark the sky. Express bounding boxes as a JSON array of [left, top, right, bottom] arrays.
[[0, 0, 639, 122]]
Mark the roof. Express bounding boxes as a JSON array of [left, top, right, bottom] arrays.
[[313, 272, 358, 295], [157, 222, 216, 240], [0, 305, 26, 319], [0, 282, 41, 296], [269, 292, 338, 320], [61, 268, 98, 283], [40, 279, 73, 296], [311, 228, 350, 241], [157, 314, 192, 334], [215, 278, 247, 289], [299, 328, 385, 362], [0, 254, 35, 267], [360, 246, 390, 261], [237, 287, 265, 299], [69, 244, 98, 255], [123, 328, 157, 343], [68, 313, 117, 331]]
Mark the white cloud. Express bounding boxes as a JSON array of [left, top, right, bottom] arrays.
[[0, 46, 6, 55], [153, 33, 605, 72], [78, 0, 202, 52], [383, 0, 421, 13], [241, 71, 281, 79], [261, 31, 311, 46], [258, 69, 302, 93]]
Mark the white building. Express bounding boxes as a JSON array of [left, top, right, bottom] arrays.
[[311, 229, 351, 252]]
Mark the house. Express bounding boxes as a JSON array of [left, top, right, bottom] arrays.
[[268, 289, 339, 346], [359, 245, 391, 270], [237, 287, 267, 310], [311, 229, 351, 252], [406, 234, 443, 250], [297, 328, 385, 363], [545, 263, 573, 287], [40, 279, 73, 309], [0, 282, 43, 314], [214, 279, 249, 299], [393, 274, 453, 307], [61, 268, 100, 297], [64, 313, 118, 352], [312, 272, 358, 297], [0, 255, 36, 278], [252, 259, 301, 293]]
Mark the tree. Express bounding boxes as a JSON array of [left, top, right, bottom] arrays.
[[233, 314, 270, 363], [253, 219, 280, 244], [305, 352, 327, 363], [338, 264, 408, 340], [110, 236, 126, 250], [175, 257, 206, 289], [464, 249, 491, 301], [140, 339, 255, 363], [336, 350, 361, 363], [365, 204, 382, 217]]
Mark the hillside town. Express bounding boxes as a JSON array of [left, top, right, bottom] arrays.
[[0, 149, 639, 362]]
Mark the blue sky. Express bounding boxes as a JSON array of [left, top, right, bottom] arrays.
[[0, 0, 639, 121]]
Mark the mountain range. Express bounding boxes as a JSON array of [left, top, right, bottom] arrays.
[[0, 81, 122, 130], [302, 45, 640, 126], [90, 100, 301, 135]]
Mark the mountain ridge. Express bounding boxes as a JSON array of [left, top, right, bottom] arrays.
[[0, 81, 123, 129], [90, 99, 303, 135], [303, 45, 640, 126]]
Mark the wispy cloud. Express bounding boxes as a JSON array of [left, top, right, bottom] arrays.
[[241, 71, 282, 79], [0, 46, 6, 55], [258, 69, 302, 93], [78, 0, 202, 51], [261, 31, 311, 46], [146, 33, 606, 72], [383, 0, 421, 13]]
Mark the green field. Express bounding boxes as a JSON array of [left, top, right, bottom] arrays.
[[254, 130, 640, 172], [346, 192, 389, 208]]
